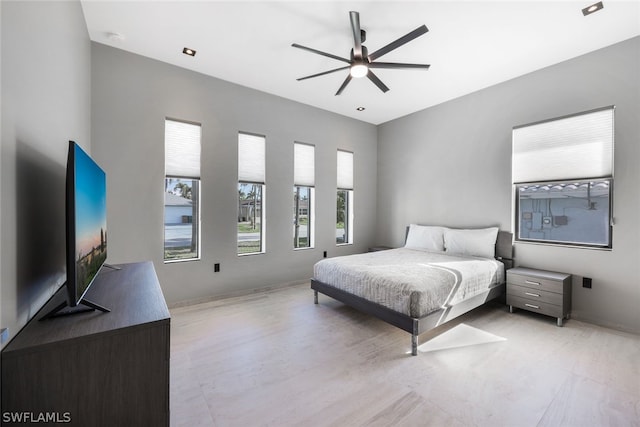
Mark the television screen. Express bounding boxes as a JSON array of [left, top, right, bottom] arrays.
[[67, 141, 108, 306]]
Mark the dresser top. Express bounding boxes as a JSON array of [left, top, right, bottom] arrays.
[[508, 267, 571, 281], [3, 261, 169, 354]]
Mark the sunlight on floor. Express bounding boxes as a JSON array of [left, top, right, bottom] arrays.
[[418, 323, 506, 353]]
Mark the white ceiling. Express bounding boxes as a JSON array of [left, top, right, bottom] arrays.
[[81, 1, 640, 125]]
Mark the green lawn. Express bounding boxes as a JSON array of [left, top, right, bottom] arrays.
[[165, 247, 198, 261]]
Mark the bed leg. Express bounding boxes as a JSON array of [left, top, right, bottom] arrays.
[[314, 290, 318, 304], [411, 334, 418, 356]]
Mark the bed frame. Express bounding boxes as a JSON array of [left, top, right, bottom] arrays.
[[311, 229, 514, 356]]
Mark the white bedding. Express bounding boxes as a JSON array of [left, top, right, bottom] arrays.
[[313, 248, 505, 318]]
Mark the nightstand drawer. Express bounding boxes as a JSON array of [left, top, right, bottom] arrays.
[[507, 295, 563, 318], [507, 270, 568, 294], [507, 284, 563, 305]]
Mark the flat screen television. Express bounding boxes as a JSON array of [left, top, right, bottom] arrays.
[[42, 141, 111, 319]]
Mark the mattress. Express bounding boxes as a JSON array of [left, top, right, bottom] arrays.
[[313, 248, 505, 318]]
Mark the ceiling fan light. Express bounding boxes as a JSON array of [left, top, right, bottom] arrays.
[[350, 64, 368, 78]]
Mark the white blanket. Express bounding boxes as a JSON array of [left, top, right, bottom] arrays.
[[313, 248, 505, 318]]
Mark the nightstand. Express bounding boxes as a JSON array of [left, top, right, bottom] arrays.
[[506, 267, 571, 326]]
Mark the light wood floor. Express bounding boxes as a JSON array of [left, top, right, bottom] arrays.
[[170, 283, 639, 427]]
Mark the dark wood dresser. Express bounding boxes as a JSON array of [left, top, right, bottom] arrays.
[[1, 261, 170, 426]]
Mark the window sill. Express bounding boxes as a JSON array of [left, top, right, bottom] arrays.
[[238, 252, 265, 257], [514, 240, 612, 251], [164, 257, 201, 264]]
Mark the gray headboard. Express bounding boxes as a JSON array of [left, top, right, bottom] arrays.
[[496, 230, 514, 260]]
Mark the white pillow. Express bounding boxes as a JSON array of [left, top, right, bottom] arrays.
[[404, 224, 446, 252], [444, 227, 499, 259]]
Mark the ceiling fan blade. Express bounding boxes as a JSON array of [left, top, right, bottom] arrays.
[[367, 25, 429, 62], [335, 74, 353, 96], [296, 66, 350, 81], [367, 69, 389, 93], [368, 62, 430, 70], [291, 43, 351, 64], [349, 11, 363, 59]]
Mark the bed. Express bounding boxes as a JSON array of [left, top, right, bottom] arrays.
[[311, 225, 514, 355]]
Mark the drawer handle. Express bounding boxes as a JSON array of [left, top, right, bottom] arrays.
[[525, 280, 541, 286], [525, 292, 540, 297], [525, 303, 540, 309]]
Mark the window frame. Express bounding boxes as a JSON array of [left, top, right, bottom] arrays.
[[512, 106, 614, 250], [514, 178, 613, 249], [237, 182, 265, 256], [164, 177, 201, 262], [293, 142, 315, 250], [238, 132, 266, 256], [293, 185, 314, 249], [336, 150, 354, 246], [336, 188, 353, 245], [164, 118, 202, 263]]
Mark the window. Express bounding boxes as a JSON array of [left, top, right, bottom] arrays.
[[336, 150, 354, 244], [238, 133, 266, 255], [164, 119, 201, 262], [512, 106, 614, 248], [516, 179, 611, 247], [294, 142, 315, 249]]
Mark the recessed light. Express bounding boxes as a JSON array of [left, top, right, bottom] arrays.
[[582, 1, 604, 16], [356, 107, 365, 111], [106, 32, 124, 42], [183, 47, 196, 57]]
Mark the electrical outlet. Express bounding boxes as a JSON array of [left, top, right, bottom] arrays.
[[323, 251, 327, 258], [583, 277, 592, 288], [214, 263, 220, 273]]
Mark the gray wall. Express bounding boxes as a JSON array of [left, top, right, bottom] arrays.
[[0, 1, 92, 347], [377, 37, 640, 333], [91, 44, 378, 305], [0, 2, 635, 349]]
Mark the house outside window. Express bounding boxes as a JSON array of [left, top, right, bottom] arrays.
[[164, 119, 201, 262], [238, 132, 266, 255]]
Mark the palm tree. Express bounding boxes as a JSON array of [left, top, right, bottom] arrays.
[[238, 187, 246, 222], [337, 191, 346, 224], [174, 182, 192, 199], [165, 177, 175, 192], [247, 185, 260, 230]]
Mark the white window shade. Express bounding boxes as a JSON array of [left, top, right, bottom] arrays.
[[512, 107, 614, 183], [165, 119, 201, 178], [337, 150, 353, 190], [238, 133, 266, 183], [294, 142, 315, 187]]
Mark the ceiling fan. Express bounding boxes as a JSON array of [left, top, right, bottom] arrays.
[[292, 11, 430, 96]]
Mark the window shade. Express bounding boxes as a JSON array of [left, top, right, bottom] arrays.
[[238, 133, 266, 183], [294, 142, 315, 187], [512, 106, 614, 183], [165, 119, 201, 178], [337, 150, 353, 190]]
